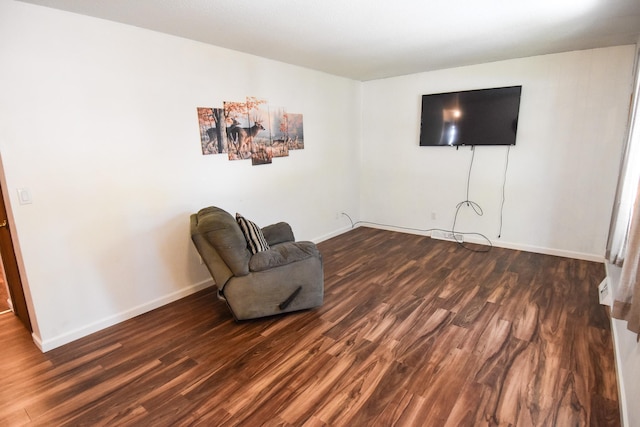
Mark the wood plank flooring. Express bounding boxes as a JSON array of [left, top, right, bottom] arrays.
[[0, 227, 620, 426], [0, 277, 9, 312]]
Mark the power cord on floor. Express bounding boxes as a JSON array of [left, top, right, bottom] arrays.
[[341, 212, 492, 253]]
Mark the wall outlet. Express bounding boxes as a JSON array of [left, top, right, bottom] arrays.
[[598, 278, 612, 306], [431, 230, 464, 242]]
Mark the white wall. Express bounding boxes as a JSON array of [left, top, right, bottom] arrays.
[[361, 47, 636, 260], [0, 0, 361, 350]]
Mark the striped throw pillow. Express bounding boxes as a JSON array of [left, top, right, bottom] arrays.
[[236, 213, 270, 254]]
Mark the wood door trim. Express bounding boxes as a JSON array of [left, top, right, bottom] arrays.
[[0, 184, 32, 332]]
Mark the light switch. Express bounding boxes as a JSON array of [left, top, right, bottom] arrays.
[[17, 188, 32, 205]]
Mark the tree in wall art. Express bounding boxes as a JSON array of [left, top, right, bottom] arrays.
[[197, 107, 228, 155], [286, 113, 304, 150], [196, 97, 304, 166], [224, 100, 253, 161], [269, 106, 290, 158]]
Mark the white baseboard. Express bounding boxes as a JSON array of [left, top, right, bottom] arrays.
[[35, 279, 214, 352], [469, 236, 605, 263], [344, 223, 604, 263], [610, 317, 630, 427], [313, 225, 353, 244], [604, 262, 630, 427]]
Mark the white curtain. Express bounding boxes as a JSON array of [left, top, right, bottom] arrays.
[[607, 48, 640, 265], [609, 47, 640, 336], [612, 178, 640, 335]]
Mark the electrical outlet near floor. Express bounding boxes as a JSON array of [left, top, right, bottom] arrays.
[[598, 278, 612, 306]]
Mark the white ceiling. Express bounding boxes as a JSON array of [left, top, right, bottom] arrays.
[[18, 0, 640, 81]]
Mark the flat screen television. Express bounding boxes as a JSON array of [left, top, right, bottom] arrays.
[[419, 85, 522, 147]]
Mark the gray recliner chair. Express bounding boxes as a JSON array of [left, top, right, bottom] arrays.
[[190, 206, 324, 320]]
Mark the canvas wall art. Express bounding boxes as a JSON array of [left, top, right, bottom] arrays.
[[197, 97, 304, 166]]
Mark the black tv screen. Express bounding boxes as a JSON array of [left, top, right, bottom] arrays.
[[419, 86, 522, 147]]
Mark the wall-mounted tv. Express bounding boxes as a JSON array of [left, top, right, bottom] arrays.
[[419, 85, 522, 147]]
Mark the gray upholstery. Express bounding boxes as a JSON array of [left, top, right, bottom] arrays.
[[190, 206, 324, 320]]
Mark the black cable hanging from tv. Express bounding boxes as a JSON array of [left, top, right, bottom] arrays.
[[451, 146, 492, 253], [498, 145, 512, 238]]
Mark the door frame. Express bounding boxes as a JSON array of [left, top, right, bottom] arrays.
[[0, 181, 32, 332]]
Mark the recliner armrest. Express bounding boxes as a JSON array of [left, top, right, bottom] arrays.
[[261, 222, 295, 246], [249, 241, 320, 272]]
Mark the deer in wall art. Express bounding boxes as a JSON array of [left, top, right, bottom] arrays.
[[203, 111, 266, 158], [227, 118, 265, 158]]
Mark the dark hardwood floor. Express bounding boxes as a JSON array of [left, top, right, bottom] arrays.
[[0, 227, 620, 426]]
